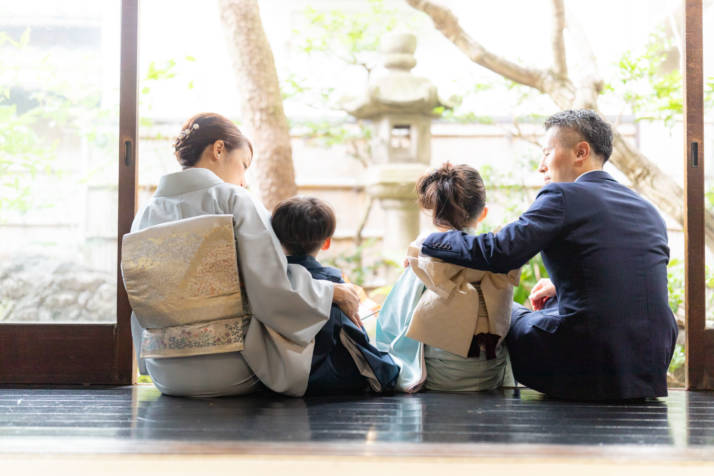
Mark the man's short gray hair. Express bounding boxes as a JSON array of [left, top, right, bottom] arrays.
[[544, 109, 613, 162]]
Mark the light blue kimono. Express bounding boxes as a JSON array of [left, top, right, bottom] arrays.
[[376, 267, 513, 393], [375, 268, 427, 392]]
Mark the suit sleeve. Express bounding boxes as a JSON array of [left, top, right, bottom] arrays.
[[422, 186, 566, 273], [230, 191, 333, 346]]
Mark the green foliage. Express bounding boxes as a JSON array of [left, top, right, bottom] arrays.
[[0, 28, 30, 49], [614, 28, 713, 127], [280, 1, 427, 170], [668, 343, 685, 375], [664, 259, 714, 380], [0, 104, 57, 215], [323, 238, 401, 287], [669, 257, 714, 326], [137, 374, 153, 384], [140, 56, 197, 127], [667, 259, 684, 315], [297, 120, 371, 147], [296, 0, 407, 67], [513, 255, 548, 305], [0, 29, 70, 218]]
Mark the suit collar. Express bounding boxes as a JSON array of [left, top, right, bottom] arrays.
[[574, 170, 615, 184], [288, 255, 343, 282], [287, 254, 323, 271]]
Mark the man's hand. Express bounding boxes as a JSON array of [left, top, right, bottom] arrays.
[[333, 283, 362, 328], [529, 278, 556, 311]]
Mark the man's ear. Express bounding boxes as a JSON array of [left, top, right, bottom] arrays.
[[574, 141, 590, 164], [478, 206, 489, 223], [321, 238, 331, 251]]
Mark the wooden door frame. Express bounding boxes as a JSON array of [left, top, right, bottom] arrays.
[[684, 0, 714, 389], [0, 0, 137, 385]]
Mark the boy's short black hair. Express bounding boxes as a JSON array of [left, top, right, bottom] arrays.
[[271, 196, 336, 256]]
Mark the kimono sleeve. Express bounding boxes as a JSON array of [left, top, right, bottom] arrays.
[[375, 268, 427, 392], [230, 190, 333, 346]]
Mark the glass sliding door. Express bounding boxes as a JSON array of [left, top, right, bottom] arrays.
[[0, 0, 136, 384]]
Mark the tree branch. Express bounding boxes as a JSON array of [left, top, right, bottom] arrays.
[[405, 0, 548, 91], [407, 0, 714, 251], [551, 0, 567, 77], [355, 196, 375, 247], [609, 130, 714, 251], [564, 8, 604, 108], [508, 119, 542, 149]]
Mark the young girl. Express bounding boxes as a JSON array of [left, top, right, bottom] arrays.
[[376, 163, 520, 393]]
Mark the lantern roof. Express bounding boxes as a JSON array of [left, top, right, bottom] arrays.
[[343, 32, 444, 119]]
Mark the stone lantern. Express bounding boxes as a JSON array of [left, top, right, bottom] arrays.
[[344, 32, 443, 255]]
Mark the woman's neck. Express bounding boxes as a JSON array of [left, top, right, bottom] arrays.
[[434, 223, 479, 234]]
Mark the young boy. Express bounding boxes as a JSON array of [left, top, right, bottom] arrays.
[[271, 196, 399, 395]]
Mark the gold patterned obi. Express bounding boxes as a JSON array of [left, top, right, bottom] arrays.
[[121, 214, 252, 359]]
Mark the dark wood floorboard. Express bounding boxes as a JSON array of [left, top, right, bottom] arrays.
[[1, 387, 713, 458]]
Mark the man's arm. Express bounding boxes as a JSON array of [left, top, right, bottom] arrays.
[[421, 186, 566, 273]]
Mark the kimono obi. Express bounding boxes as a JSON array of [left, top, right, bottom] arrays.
[[121, 214, 252, 359], [405, 241, 520, 358]]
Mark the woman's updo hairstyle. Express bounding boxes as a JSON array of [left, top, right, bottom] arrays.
[[416, 162, 486, 231], [173, 112, 253, 168]]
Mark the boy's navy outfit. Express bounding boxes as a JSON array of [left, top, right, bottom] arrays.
[[421, 171, 678, 401], [287, 255, 399, 394]]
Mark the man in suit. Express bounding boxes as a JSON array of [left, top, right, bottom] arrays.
[[421, 109, 678, 400]]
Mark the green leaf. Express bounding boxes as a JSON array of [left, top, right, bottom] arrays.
[[19, 28, 30, 47]]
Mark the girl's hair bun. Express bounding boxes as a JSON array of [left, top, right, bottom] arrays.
[[416, 162, 486, 231]]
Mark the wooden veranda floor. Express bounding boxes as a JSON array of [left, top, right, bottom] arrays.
[[1, 386, 713, 473]]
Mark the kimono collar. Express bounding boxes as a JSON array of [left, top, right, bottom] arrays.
[[155, 167, 224, 197]]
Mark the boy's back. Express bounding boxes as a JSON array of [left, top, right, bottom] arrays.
[[288, 254, 399, 395], [272, 196, 399, 395]]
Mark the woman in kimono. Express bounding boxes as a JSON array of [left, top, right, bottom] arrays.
[[128, 112, 360, 397]]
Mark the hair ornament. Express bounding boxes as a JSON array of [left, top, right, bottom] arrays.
[[174, 123, 200, 149]]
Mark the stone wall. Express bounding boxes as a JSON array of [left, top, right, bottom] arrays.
[[0, 253, 115, 323]]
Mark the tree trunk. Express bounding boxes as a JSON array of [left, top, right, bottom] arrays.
[[218, 0, 297, 210], [406, 0, 714, 250]]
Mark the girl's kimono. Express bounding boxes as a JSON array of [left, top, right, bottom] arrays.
[[127, 167, 333, 397], [376, 236, 520, 393]]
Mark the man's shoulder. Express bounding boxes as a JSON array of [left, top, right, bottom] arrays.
[[536, 177, 623, 201]]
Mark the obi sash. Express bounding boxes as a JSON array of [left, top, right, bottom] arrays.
[[121, 214, 251, 359], [405, 241, 520, 358]]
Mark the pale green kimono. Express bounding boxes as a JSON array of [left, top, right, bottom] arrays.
[[130, 167, 333, 397]]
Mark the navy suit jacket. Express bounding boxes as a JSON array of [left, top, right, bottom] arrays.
[[287, 255, 399, 394], [422, 171, 678, 400]]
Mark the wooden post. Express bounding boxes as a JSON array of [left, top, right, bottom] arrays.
[[684, 0, 714, 389], [114, 0, 139, 384]]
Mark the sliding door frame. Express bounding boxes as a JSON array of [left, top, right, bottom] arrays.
[[684, 0, 714, 389], [0, 0, 138, 385]]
